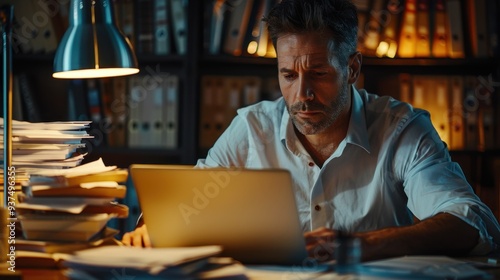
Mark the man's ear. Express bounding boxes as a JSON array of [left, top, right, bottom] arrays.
[[347, 51, 362, 84]]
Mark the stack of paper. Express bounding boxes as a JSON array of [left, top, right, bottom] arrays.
[[62, 245, 245, 279], [16, 158, 129, 248], [0, 119, 93, 192], [0, 119, 93, 233], [0, 118, 93, 170]]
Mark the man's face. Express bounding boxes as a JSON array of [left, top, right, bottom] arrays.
[[276, 32, 350, 136]]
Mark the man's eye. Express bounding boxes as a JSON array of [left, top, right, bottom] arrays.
[[314, 72, 327, 77], [284, 74, 296, 80]]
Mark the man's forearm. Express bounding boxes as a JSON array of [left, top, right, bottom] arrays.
[[357, 213, 479, 261]]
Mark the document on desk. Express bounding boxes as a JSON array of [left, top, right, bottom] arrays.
[[357, 256, 493, 279], [63, 245, 224, 278]]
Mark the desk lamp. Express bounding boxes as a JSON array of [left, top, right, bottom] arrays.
[[53, 0, 139, 79], [1, 5, 13, 209]]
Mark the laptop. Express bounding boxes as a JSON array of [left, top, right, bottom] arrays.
[[129, 164, 309, 265]]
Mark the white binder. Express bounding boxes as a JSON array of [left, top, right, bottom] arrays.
[[242, 76, 262, 106], [163, 75, 179, 148], [154, 0, 171, 55], [466, 0, 488, 57], [127, 76, 144, 148], [170, 0, 187, 54], [445, 0, 465, 58], [141, 77, 165, 147], [223, 0, 254, 56], [448, 76, 465, 150]]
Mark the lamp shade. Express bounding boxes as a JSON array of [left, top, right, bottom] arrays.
[[53, 0, 139, 79]]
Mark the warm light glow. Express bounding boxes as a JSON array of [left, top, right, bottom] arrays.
[[247, 41, 258, 54], [376, 41, 398, 58], [387, 42, 398, 58], [376, 41, 389, 57], [257, 47, 267, 57], [266, 43, 277, 58], [52, 68, 139, 79]]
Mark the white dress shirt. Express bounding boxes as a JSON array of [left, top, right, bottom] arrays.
[[196, 87, 500, 255]]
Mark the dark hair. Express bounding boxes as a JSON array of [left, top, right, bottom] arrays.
[[263, 0, 358, 67]]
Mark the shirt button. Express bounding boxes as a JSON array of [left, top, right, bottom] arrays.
[[308, 162, 314, 167], [315, 205, 321, 211]]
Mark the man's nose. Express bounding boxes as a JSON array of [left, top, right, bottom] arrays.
[[297, 77, 314, 102]]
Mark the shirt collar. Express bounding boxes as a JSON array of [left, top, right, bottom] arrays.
[[280, 104, 302, 154], [347, 86, 371, 153], [279, 104, 289, 144], [279, 86, 371, 154]]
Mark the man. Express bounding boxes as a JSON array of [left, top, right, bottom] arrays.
[[123, 0, 500, 261]]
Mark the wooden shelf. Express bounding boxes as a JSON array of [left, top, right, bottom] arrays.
[[199, 55, 277, 76], [201, 54, 276, 65], [362, 57, 499, 67], [13, 52, 55, 62], [450, 149, 500, 157], [15, 52, 497, 72], [361, 57, 499, 75], [136, 54, 185, 63], [82, 147, 183, 168], [198, 55, 499, 76], [200, 55, 498, 68]]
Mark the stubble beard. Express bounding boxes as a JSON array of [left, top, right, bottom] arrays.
[[287, 81, 349, 136]]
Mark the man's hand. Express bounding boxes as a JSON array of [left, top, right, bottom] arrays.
[[304, 227, 337, 262], [121, 224, 152, 247], [303, 213, 479, 262]]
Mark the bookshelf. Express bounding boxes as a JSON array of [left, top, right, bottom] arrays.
[[4, 0, 500, 227], [9, 0, 498, 161]]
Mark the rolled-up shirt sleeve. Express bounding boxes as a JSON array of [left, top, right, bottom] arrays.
[[398, 113, 500, 255]]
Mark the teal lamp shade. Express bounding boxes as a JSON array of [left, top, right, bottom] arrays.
[[53, 0, 139, 79]]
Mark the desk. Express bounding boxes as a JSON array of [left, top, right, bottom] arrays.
[[2, 269, 65, 280], [462, 256, 500, 278], [6, 257, 500, 280]]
